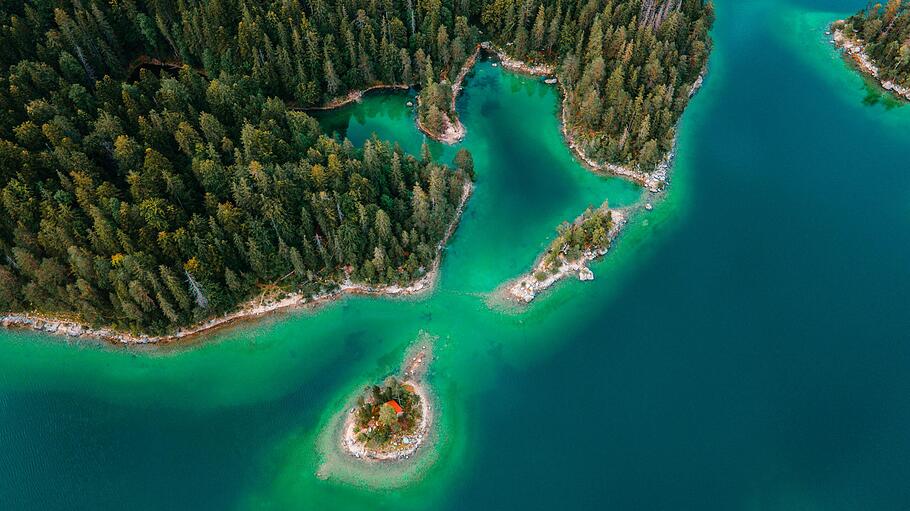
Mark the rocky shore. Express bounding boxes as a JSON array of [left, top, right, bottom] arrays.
[[830, 23, 910, 101], [341, 381, 432, 461], [0, 182, 472, 345], [559, 72, 703, 193], [507, 209, 626, 303], [414, 102, 465, 144], [481, 47, 705, 304], [485, 43, 556, 76], [341, 340, 434, 462], [483, 43, 703, 193]]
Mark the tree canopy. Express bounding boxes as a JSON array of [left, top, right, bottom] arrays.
[[0, 0, 711, 334], [843, 1, 910, 88], [0, 0, 472, 334], [483, 0, 713, 170]]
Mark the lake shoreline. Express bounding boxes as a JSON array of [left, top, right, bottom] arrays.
[[2, 45, 705, 342], [414, 45, 481, 144], [0, 182, 472, 346], [483, 43, 704, 193], [484, 47, 705, 303], [340, 380, 433, 461], [505, 209, 627, 303], [337, 338, 435, 463], [300, 84, 412, 111], [830, 23, 910, 101]]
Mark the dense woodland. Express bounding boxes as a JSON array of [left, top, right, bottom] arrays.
[[844, 1, 910, 87], [0, 0, 710, 334], [0, 0, 473, 334], [482, 0, 713, 169]]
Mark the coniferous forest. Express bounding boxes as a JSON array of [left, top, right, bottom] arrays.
[[0, 0, 474, 334], [0, 0, 711, 334], [842, 1, 910, 88], [482, 0, 713, 168]]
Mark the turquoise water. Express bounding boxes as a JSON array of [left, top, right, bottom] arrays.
[[2, 1, 910, 509]]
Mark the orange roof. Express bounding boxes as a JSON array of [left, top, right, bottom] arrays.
[[385, 400, 404, 415]]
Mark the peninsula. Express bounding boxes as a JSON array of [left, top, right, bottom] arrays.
[[509, 204, 625, 303], [485, 0, 713, 302], [0, 0, 484, 343], [831, 4, 910, 101]]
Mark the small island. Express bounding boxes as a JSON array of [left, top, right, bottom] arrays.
[[509, 203, 625, 303], [343, 377, 428, 460], [341, 343, 433, 461]]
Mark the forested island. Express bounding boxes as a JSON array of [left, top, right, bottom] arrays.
[[344, 376, 427, 459], [0, 0, 713, 339], [509, 203, 624, 302], [832, 1, 910, 101], [341, 341, 433, 461]]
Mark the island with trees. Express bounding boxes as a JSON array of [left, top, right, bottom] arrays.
[[343, 376, 427, 460], [509, 203, 625, 303], [341, 341, 433, 461], [831, 1, 910, 101]]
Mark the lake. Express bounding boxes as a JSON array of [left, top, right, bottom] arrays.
[[1, 1, 909, 509]]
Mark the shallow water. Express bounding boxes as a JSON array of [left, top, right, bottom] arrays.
[[2, 1, 910, 509]]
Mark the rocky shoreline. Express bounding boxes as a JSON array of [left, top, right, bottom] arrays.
[[486, 43, 556, 76], [484, 43, 703, 193], [341, 381, 432, 461], [0, 182, 472, 345], [559, 73, 703, 193], [341, 340, 434, 462], [507, 209, 627, 303], [483, 48, 705, 304], [830, 23, 910, 101]]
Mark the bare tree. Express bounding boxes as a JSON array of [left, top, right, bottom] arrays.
[[185, 270, 209, 309]]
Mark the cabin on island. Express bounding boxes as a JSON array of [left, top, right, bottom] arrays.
[[385, 400, 404, 416]]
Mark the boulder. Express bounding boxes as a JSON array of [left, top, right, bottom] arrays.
[[579, 267, 594, 281]]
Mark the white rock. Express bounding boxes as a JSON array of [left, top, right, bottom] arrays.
[[579, 267, 594, 281]]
